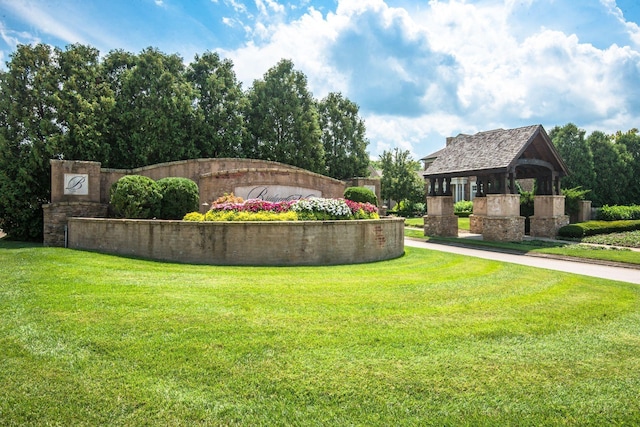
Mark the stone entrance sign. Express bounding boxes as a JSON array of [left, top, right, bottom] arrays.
[[43, 158, 381, 247], [64, 174, 89, 195], [234, 185, 321, 201]]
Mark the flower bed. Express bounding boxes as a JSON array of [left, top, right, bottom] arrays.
[[185, 197, 379, 221]]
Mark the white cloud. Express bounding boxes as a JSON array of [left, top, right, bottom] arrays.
[[601, 0, 640, 46], [1, 1, 89, 45], [224, 0, 620, 156]]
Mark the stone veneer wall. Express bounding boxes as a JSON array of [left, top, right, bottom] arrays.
[[67, 217, 405, 266], [46, 159, 381, 247], [469, 196, 487, 234], [99, 159, 348, 209], [483, 217, 525, 242], [423, 196, 458, 237], [530, 195, 569, 238], [43, 202, 108, 247]]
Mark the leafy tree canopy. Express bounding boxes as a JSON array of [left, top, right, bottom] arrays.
[[0, 45, 370, 240]]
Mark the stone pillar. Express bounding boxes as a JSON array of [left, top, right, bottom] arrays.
[[45, 160, 107, 247], [577, 200, 592, 223], [424, 196, 458, 237], [482, 194, 525, 242], [469, 196, 486, 234], [530, 195, 569, 238]]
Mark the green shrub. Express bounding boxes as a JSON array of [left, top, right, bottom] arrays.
[[157, 177, 200, 220], [598, 205, 640, 221], [109, 175, 162, 219], [454, 200, 473, 217], [558, 220, 640, 238], [204, 210, 299, 221], [519, 191, 535, 218], [397, 199, 425, 217], [344, 187, 378, 206], [183, 212, 204, 221]]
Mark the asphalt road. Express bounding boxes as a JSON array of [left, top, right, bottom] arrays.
[[405, 238, 640, 285]]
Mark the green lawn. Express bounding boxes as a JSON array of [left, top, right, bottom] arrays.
[[405, 216, 469, 231], [404, 217, 640, 266], [2, 239, 640, 425]]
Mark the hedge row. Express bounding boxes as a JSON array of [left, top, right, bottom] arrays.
[[597, 205, 640, 221], [110, 175, 199, 220], [558, 220, 640, 238]]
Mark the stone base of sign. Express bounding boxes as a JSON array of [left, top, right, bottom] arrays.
[[423, 214, 458, 237], [43, 202, 108, 247], [530, 215, 569, 239], [483, 216, 525, 242], [67, 217, 405, 266], [469, 214, 484, 234]]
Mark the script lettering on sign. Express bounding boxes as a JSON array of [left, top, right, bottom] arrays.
[[64, 174, 89, 195], [234, 185, 321, 202]]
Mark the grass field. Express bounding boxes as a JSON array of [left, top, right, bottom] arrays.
[[2, 239, 640, 425]]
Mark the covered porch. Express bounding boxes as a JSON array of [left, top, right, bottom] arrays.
[[422, 125, 570, 242]]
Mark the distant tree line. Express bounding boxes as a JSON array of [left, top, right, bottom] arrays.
[[550, 123, 640, 207], [0, 44, 370, 240]]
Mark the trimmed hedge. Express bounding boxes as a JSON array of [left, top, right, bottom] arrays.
[[558, 220, 640, 238], [597, 205, 640, 221], [110, 175, 162, 219], [344, 187, 378, 206], [454, 200, 473, 217], [157, 177, 199, 220]]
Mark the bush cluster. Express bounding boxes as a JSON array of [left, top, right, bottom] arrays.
[[343, 187, 378, 206], [110, 175, 163, 219], [205, 210, 299, 222], [454, 200, 473, 217], [597, 205, 640, 221], [110, 175, 199, 220], [157, 177, 199, 220], [558, 220, 640, 238], [396, 200, 425, 217]]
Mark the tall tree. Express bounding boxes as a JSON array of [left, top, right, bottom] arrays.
[[549, 123, 596, 192], [244, 59, 325, 173], [101, 47, 198, 168], [317, 92, 370, 180], [587, 131, 633, 206], [613, 129, 640, 204], [379, 148, 424, 206], [0, 44, 59, 240], [186, 51, 246, 158], [50, 44, 114, 162]]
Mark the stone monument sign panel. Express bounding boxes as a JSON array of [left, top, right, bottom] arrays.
[[64, 173, 89, 196], [235, 185, 321, 202]]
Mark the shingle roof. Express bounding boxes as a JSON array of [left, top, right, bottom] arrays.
[[420, 147, 445, 161], [423, 124, 566, 178]]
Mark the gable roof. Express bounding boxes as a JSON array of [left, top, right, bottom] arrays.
[[423, 125, 568, 179]]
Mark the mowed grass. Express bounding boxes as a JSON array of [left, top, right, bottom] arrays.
[[1, 240, 640, 425], [404, 217, 640, 265]]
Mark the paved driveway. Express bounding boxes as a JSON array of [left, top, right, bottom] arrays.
[[405, 238, 640, 285]]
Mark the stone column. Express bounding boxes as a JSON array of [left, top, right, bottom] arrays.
[[423, 196, 458, 237], [44, 160, 107, 247], [577, 200, 592, 223], [469, 196, 486, 234], [482, 194, 525, 242], [530, 195, 569, 238]]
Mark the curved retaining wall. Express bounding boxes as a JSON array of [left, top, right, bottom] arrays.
[[67, 218, 405, 266]]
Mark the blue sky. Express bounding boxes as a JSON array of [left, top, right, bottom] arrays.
[[1, 0, 639, 160]]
